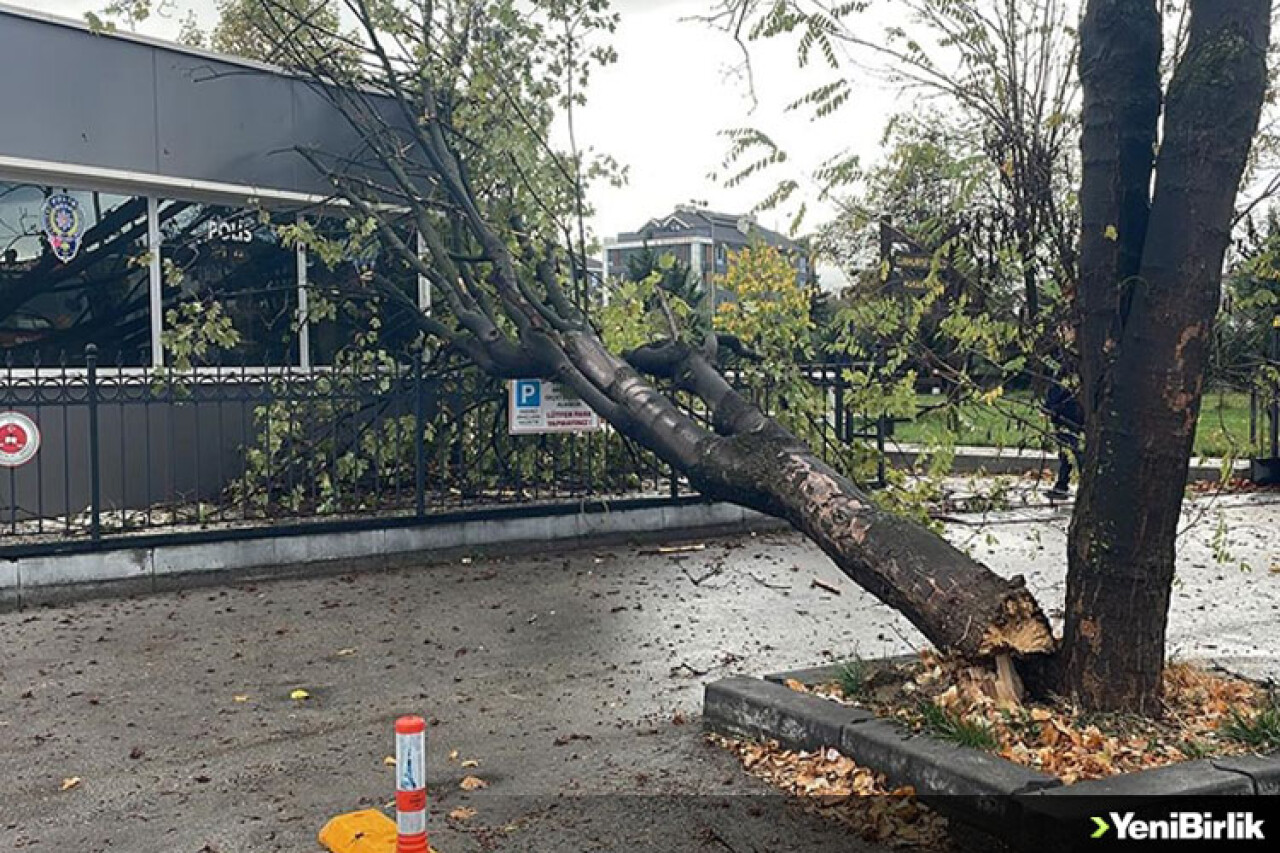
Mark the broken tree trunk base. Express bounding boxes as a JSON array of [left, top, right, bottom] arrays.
[[691, 429, 1056, 662]]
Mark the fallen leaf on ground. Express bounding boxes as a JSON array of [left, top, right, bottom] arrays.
[[383, 756, 396, 766], [60, 777, 81, 791], [710, 734, 947, 848], [336, 648, 357, 657], [461, 759, 480, 768], [817, 653, 1268, 783], [460, 775, 488, 791], [289, 689, 311, 701], [233, 695, 249, 703], [448, 807, 477, 821], [448, 749, 460, 762]]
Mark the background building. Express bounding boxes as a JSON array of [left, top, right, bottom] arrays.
[[603, 205, 809, 311]]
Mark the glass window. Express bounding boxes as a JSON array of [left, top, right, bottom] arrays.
[[0, 182, 152, 367], [306, 215, 422, 365], [159, 203, 299, 367]]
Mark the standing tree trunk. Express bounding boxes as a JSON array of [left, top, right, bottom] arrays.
[[1063, 0, 1271, 712]]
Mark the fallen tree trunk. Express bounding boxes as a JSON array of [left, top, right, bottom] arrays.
[[619, 339, 1054, 660], [700, 429, 1053, 659]]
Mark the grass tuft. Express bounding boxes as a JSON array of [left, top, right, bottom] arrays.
[[1221, 700, 1280, 752], [917, 700, 999, 751], [835, 658, 870, 699]]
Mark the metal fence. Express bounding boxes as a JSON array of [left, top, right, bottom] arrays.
[[0, 347, 886, 556]]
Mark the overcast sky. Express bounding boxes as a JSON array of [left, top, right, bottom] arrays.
[[11, 1, 899, 264]]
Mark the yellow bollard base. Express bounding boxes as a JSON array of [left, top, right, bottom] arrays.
[[318, 809, 439, 853]]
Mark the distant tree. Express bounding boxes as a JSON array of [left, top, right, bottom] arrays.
[[211, 0, 343, 63], [176, 10, 207, 47], [624, 247, 707, 312], [1218, 211, 1280, 393]]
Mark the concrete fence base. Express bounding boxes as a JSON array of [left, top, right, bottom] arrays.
[[2, 501, 780, 610]]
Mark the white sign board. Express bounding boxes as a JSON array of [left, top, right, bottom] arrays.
[[0, 411, 40, 467], [508, 379, 602, 435]]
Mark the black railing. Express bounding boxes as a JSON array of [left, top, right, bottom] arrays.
[[0, 347, 887, 556]]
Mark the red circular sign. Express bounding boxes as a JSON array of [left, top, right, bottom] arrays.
[[0, 412, 39, 467]]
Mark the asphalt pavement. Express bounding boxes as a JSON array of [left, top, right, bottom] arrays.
[[0, 490, 1276, 852]]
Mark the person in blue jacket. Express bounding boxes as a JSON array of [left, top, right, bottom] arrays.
[[1044, 365, 1083, 500]]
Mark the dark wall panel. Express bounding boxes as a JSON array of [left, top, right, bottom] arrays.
[[0, 15, 159, 174], [154, 52, 303, 192], [0, 9, 403, 200]]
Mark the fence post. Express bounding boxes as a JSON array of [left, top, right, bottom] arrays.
[[1270, 313, 1279, 459], [414, 355, 426, 519], [876, 414, 888, 489], [86, 344, 102, 545]]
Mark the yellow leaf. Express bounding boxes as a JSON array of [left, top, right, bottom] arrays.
[[461, 759, 480, 768], [60, 777, 81, 791], [233, 694, 250, 703], [383, 756, 396, 766], [783, 679, 806, 693], [336, 648, 357, 657], [448, 807, 477, 821], [448, 749, 460, 762], [290, 689, 311, 701], [460, 775, 488, 791], [1104, 225, 1118, 241]]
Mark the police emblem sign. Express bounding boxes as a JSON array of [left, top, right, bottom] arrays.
[[41, 194, 86, 264], [0, 411, 40, 467]]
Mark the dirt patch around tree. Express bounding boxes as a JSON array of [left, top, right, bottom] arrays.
[[785, 653, 1279, 783]]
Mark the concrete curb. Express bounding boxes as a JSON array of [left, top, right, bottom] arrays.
[[704, 676, 873, 751], [2, 500, 785, 610], [886, 443, 1248, 483], [704, 666, 1280, 849]]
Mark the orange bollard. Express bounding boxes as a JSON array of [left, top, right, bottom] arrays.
[[395, 715, 429, 853]]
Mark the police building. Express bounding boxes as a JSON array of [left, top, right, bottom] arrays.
[[0, 2, 424, 374], [0, 3, 432, 527]]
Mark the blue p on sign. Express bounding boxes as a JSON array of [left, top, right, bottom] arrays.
[[514, 380, 542, 409]]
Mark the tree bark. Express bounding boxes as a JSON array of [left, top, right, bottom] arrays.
[[622, 340, 1053, 660], [694, 427, 1054, 659], [1063, 0, 1271, 713]]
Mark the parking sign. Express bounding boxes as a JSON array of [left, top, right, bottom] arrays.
[[508, 380, 602, 435]]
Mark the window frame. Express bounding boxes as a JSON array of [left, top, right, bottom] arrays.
[[1, 173, 435, 376]]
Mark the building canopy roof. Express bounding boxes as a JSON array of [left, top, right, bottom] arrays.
[[0, 3, 410, 208]]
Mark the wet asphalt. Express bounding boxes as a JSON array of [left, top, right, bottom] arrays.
[[0, 490, 1276, 853]]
